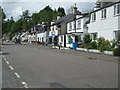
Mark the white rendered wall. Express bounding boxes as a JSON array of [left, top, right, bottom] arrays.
[[88, 4, 119, 41]]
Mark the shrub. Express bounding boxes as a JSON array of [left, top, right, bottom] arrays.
[[113, 46, 120, 56], [83, 34, 92, 45], [104, 40, 112, 51], [89, 41, 97, 49], [97, 37, 106, 52], [97, 37, 112, 52]]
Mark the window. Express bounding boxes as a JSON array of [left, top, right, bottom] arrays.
[[117, 4, 120, 14], [114, 5, 116, 15], [69, 22, 72, 31], [114, 30, 120, 41], [101, 9, 106, 19], [101, 10, 104, 18], [73, 21, 76, 29], [61, 36, 63, 42], [104, 9, 106, 18], [76, 35, 82, 42], [91, 33, 97, 40], [92, 13, 96, 21], [77, 20, 81, 29], [114, 4, 120, 15]]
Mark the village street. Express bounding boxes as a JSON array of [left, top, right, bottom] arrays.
[[2, 43, 118, 88]]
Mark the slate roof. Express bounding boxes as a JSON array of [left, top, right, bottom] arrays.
[[91, 1, 120, 13], [52, 14, 74, 25], [52, 11, 81, 26]]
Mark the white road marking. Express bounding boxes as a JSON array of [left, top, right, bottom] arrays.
[[6, 61, 9, 64], [14, 72, 21, 78], [4, 57, 7, 61], [9, 65, 14, 70], [22, 82, 29, 88], [2, 55, 4, 58]]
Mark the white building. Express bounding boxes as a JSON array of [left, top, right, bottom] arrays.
[[66, 15, 89, 47], [37, 31, 47, 44], [88, 1, 120, 41], [48, 21, 59, 45]]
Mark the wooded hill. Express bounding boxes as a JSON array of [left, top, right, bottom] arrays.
[[1, 5, 66, 38]]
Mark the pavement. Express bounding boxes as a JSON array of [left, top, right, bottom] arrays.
[[2, 43, 119, 88]]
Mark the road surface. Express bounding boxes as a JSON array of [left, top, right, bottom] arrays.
[[2, 43, 118, 88]]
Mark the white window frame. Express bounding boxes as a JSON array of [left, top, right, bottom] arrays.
[[92, 13, 96, 22], [114, 5, 116, 15], [101, 9, 107, 19], [61, 36, 63, 42], [91, 33, 97, 40], [69, 22, 72, 31], [114, 30, 120, 41], [77, 19, 81, 29], [114, 4, 120, 16], [117, 4, 120, 14], [73, 21, 76, 30]]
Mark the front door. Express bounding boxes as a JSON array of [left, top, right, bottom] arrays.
[[64, 35, 66, 47]]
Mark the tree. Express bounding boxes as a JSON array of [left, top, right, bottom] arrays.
[[21, 10, 31, 20], [31, 13, 40, 25], [39, 6, 53, 23], [57, 7, 66, 16], [2, 17, 15, 34]]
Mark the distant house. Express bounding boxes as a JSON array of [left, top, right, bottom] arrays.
[[37, 24, 48, 44], [28, 24, 43, 43], [20, 31, 29, 42], [88, 1, 120, 41]]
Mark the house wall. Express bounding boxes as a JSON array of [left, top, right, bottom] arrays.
[[67, 17, 89, 33], [58, 35, 65, 47], [37, 32, 47, 43], [49, 25, 58, 36], [88, 3, 120, 41], [28, 34, 36, 43]]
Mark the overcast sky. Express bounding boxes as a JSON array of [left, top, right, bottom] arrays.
[[1, 0, 97, 21]]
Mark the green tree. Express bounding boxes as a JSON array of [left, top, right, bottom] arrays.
[[57, 7, 66, 16]]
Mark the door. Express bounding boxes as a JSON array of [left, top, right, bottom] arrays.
[[64, 35, 66, 47]]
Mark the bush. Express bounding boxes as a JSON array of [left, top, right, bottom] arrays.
[[89, 41, 97, 49], [97, 37, 112, 52], [113, 47, 120, 56], [83, 34, 92, 45]]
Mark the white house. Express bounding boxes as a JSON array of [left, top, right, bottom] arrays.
[[37, 31, 47, 44], [66, 15, 89, 47], [47, 21, 59, 45], [88, 1, 120, 41], [20, 31, 29, 42]]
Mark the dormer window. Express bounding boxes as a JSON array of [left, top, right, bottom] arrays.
[[101, 9, 107, 19]]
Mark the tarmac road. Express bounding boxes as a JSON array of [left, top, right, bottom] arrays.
[[2, 43, 118, 88]]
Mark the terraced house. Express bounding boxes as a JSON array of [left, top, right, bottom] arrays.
[[88, 1, 120, 41]]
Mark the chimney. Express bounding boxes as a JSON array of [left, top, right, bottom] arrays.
[[94, 0, 101, 10], [73, 3, 77, 14]]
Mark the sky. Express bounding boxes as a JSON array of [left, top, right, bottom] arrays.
[[1, 0, 97, 21]]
